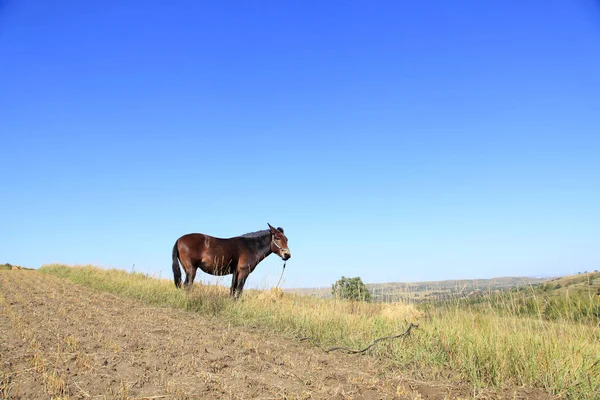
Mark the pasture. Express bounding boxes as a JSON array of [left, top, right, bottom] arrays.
[[1, 266, 598, 399]]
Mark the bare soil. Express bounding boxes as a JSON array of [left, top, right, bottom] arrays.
[[0, 271, 554, 399]]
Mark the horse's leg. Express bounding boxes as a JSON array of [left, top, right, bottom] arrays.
[[184, 265, 197, 289], [189, 267, 197, 286], [234, 269, 250, 300], [230, 271, 239, 297], [181, 260, 190, 288]]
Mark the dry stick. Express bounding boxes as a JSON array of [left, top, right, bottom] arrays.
[[299, 322, 418, 354]]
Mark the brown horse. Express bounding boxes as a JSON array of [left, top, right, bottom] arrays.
[[172, 223, 291, 298]]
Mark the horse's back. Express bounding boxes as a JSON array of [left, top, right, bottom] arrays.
[[178, 232, 208, 242], [177, 232, 239, 259], [176, 233, 206, 255]]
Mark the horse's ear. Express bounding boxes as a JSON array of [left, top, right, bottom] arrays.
[[268, 223, 276, 232], [277, 227, 284, 233]]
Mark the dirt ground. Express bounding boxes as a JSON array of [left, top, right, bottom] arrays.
[[0, 271, 554, 399]]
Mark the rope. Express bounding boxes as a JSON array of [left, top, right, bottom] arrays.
[[275, 261, 286, 289]]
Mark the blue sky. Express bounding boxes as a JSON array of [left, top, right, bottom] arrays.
[[1, 1, 599, 288]]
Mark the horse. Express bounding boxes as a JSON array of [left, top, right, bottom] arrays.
[[172, 223, 291, 298]]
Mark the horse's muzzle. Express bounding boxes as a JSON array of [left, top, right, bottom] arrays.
[[282, 253, 291, 261]]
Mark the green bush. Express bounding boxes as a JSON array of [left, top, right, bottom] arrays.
[[332, 276, 371, 302]]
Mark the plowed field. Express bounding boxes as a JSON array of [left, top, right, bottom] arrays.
[[0, 271, 551, 399]]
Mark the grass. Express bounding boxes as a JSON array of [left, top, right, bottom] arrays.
[[453, 272, 600, 324], [39, 264, 600, 399]]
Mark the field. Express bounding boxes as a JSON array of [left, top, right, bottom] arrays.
[[0, 268, 458, 400], [1, 266, 599, 399], [287, 276, 549, 303]]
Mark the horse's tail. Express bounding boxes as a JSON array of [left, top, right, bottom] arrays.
[[172, 240, 182, 288]]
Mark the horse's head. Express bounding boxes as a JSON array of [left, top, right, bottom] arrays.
[[268, 223, 291, 260]]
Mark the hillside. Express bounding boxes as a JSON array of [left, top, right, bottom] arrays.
[[3, 270, 427, 399], [3, 265, 598, 399], [535, 271, 600, 296], [0, 267, 552, 400]]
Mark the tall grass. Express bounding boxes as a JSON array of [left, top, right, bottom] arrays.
[[453, 278, 600, 324], [40, 264, 600, 399]]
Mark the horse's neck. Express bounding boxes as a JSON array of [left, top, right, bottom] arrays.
[[247, 234, 272, 264]]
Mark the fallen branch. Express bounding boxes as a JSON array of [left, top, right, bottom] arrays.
[[299, 322, 418, 354]]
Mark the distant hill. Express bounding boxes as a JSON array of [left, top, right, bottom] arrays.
[[0, 263, 32, 271], [286, 275, 551, 303], [459, 271, 600, 323], [527, 271, 600, 299]]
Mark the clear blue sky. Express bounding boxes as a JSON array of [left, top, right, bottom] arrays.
[[1, 1, 599, 288]]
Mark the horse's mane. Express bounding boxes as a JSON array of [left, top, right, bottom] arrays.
[[240, 230, 270, 238]]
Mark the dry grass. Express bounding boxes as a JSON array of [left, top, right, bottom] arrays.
[[38, 264, 600, 399], [0, 280, 70, 398]]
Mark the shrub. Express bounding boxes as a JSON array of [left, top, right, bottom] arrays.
[[332, 276, 371, 302]]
